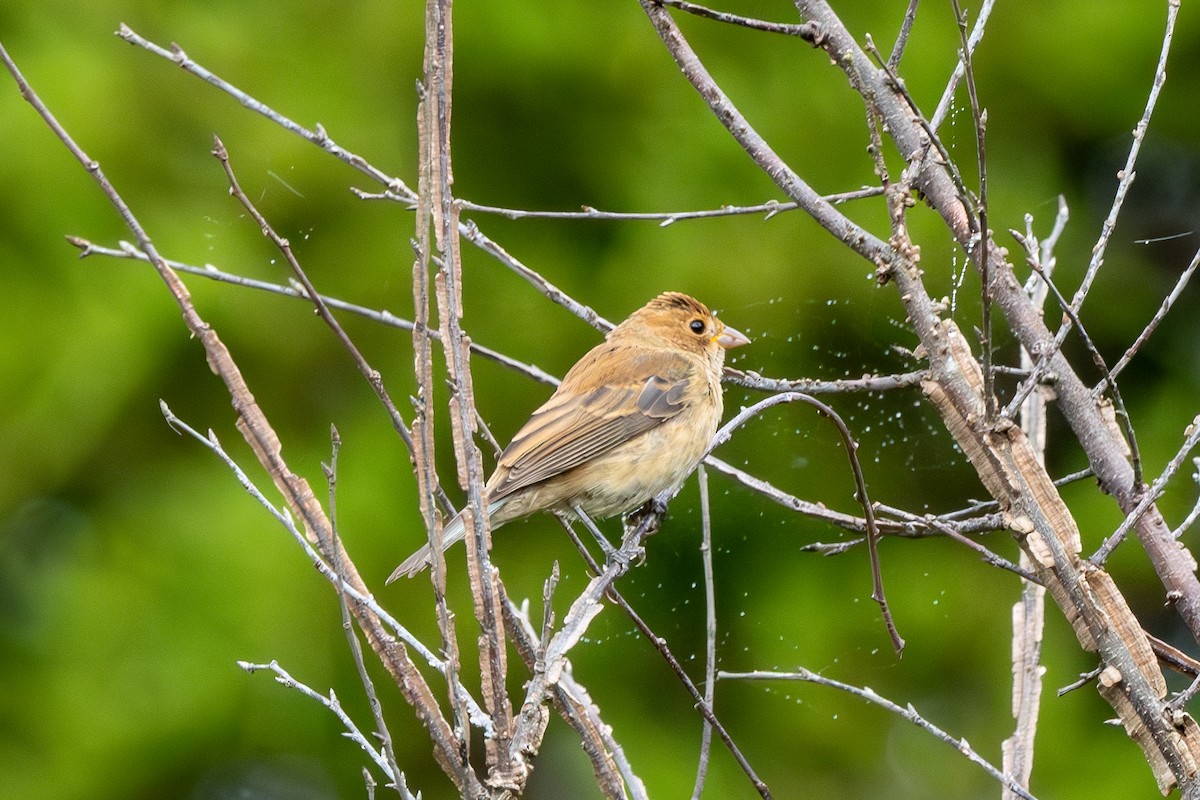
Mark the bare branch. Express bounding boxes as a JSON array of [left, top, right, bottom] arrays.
[[709, 392, 902, 654], [157, 403, 494, 731], [1073, 0, 1180, 318], [689, 465, 717, 800], [1003, 213, 1055, 798], [212, 138, 418, 459], [500, 588, 646, 800], [887, 0, 919, 68], [551, 511, 770, 798], [1101, 246, 1200, 393], [1172, 459, 1200, 540], [0, 43, 478, 791], [1092, 414, 1200, 565], [116, 24, 416, 199], [726, 367, 927, 394], [454, 189, 883, 224], [324, 430, 407, 796], [66, 237, 562, 386], [656, 0, 820, 39], [949, 0, 993, 418], [1005, 228, 1144, 485], [240, 660, 411, 794], [720, 668, 1039, 800], [641, 0, 896, 264]]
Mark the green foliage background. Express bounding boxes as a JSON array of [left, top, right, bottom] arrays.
[[3, 2, 1200, 798]]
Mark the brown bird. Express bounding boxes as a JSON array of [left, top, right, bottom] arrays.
[[387, 292, 749, 581]]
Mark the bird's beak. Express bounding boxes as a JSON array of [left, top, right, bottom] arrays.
[[714, 325, 750, 349]]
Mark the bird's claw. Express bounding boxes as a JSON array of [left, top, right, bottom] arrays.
[[604, 543, 645, 573], [626, 498, 668, 536]]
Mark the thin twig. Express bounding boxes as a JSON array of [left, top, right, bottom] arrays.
[[158, 404, 493, 730], [65, 237, 561, 386], [657, 0, 820, 38], [1003, 233, 1143, 485], [459, 219, 615, 333], [1056, 667, 1103, 697], [115, 24, 416, 200], [1100, 246, 1200, 393], [888, 0, 920, 68], [1092, 414, 1200, 564], [212, 138, 418, 454], [1172, 459, 1200, 540], [1073, 0, 1180, 318], [499, 586, 647, 799], [240, 660, 406, 789], [324, 428, 407, 796], [553, 513, 770, 799], [950, 0, 993, 418], [613, 585, 773, 798], [704, 455, 894, 535], [690, 465, 717, 800], [876, 506, 1039, 583], [929, 0, 997, 132], [1168, 672, 1200, 715], [1, 42, 473, 786], [802, 511, 1007, 554], [1019, 198, 1071, 297], [452, 189, 884, 223], [709, 392, 903, 654], [726, 367, 927, 394], [720, 669, 1038, 800]]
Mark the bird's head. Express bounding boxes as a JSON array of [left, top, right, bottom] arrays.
[[612, 292, 750, 358]]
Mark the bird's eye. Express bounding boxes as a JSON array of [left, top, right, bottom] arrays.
[[689, 319, 706, 334]]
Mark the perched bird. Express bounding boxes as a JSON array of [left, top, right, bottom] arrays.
[[388, 291, 749, 582]]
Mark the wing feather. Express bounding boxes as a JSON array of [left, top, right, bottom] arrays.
[[487, 349, 697, 499]]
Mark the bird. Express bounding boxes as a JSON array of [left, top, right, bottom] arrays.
[[387, 291, 749, 582]]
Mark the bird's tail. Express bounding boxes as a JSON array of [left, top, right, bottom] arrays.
[[385, 510, 470, 583]]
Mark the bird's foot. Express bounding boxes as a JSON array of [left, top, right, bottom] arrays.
[[625, 498, 668, 537], [604, 541, 645, 573]]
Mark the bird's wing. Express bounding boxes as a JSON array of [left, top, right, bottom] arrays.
[[487, 348, 698, 500]]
